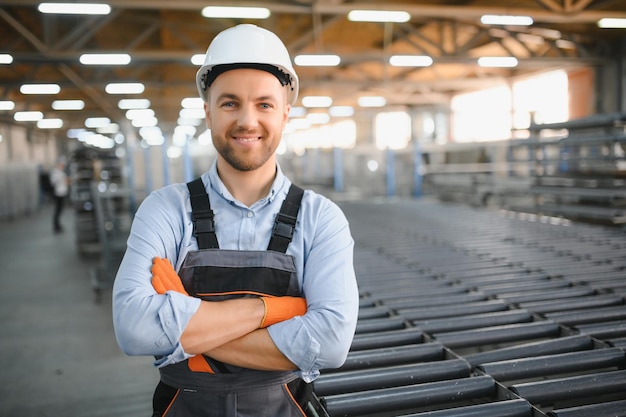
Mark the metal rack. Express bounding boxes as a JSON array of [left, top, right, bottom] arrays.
[[321, 199, 626, 417], [90, 181, 132, 301]]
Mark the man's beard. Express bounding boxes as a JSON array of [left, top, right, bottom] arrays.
[[214, 137, 276, 172]]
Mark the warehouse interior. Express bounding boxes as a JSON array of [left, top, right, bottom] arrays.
[[1, 1, 626, 416]]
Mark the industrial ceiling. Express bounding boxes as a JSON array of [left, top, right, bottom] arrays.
[[1, 0, 625, 138]]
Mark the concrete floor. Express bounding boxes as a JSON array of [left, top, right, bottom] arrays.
[[0, 204, 158, 416]]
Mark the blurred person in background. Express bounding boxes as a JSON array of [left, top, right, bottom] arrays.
[[49, 157, 69, 233]]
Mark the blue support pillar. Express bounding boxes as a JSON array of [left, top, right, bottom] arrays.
[[183, 135, 193, 182], [333, 147, 344, 193], [386, 148, 396, 197], [143, 145, 153, 195], [161, 136, 170, 186], [126, 144, 136, 213], [413, 142, 423, 198]]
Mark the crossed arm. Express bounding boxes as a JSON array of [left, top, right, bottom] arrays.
[[151, 257, 304, 370]]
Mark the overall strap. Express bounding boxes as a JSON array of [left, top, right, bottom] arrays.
[[187, 177, 219, 249], [268, 184, 305, 253]]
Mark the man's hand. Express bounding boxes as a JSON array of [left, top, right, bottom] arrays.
[[151, 257, 189, 295], [260, 296, 307, 328]]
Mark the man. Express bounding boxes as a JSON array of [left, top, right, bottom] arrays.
[[112, 24, 359, 416], [49, 157, 69, 233]]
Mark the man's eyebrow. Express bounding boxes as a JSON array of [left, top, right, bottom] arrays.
[[215, 92, 280, 102], [215, 93, 239, 101]]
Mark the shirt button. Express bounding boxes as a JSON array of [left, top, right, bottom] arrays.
[[247, 211, 254, 218]]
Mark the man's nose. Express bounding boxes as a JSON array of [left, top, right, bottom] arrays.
[[237, 105, 258, 128]]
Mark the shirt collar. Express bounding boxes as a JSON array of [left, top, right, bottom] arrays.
[[205, 160, 289, 207]]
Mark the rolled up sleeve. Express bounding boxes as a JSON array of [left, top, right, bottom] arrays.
[[268, 198, 359, 382], [112, 187, 201, 367]]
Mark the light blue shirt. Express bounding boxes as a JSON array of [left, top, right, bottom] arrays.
[[112, 161, 359, 382]]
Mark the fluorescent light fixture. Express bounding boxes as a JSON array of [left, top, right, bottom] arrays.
[[37, 118, 63, 129], [348, 10, 410, 23], [481, 14, 533, 26], [38, 3, 111, 15], [85, 117, 111, 128], [105, 82, 144, 94], [598, 18, 626, 28], [301, 96, 333, 108], [329, 106, 354, 117], [179, 108, 206, 119], [177, 117, 204, 126], [477, 56, 519, 67], [202, 6, 270, 19], [14, 111, 44, 121], [132, 116, 158, 128], [97, 123, 119, 134], [289, 107, 307, 117], [67, 128, 85, 139], [389, 55, 433, 67], [125, 108, 155, 120], [181, 97, 204, 109], [306, 113, 330, 124], [0, 100, 15, 111], [52, 99, 85, 110], [20, 83, 61, 94], [80, 53, 131, 65], [294, 55, 341, 67], [191, 54, 205, 66], [118, 98, 150, 109], [139, 126, 164, 146], [0, 54, 13, 64], [358, 96, 386, 107]]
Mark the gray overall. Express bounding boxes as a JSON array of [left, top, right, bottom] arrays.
[[152, 178, 317, 417]]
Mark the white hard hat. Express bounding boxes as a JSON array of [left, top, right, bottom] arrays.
[[196, 24, 299, 105]]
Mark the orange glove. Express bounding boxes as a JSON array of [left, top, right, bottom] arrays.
[[151, 257, 189, 296], [260, 296, 307, 328]]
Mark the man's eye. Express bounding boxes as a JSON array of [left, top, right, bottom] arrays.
[[221, 101, 236, 108]]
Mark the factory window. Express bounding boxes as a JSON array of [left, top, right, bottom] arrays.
[[375, 111, 411, 150]]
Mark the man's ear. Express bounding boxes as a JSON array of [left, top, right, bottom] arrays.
[[204, 101, 211, 129], [283, 104, 291, 126]]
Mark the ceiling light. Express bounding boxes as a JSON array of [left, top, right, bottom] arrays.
[[97, 123, 119, 134], [37, 118, 63, 129], [0, 101, 15, 111], [14, 111, 44, 121], [181, 97, 204, 109], [80, 53, 131, 65], [105, 82, 144, 94], [358, 96, 386, 107], [302, 96, 333, 108], [118, 98, 150, 109], [132, 116, 158, 128], [20, 83, 61, 94], [294, 55, 341, 67], [481, 14, 533, 26], [177, 117, 203, 127], [289, 107, 307, 117], [38, 3, 111, 15], [191, 54, 205, 66], [329, 106, 354, 117], [85, 117, 111, 128], [348, 10, 410, 23], [389, 55, 433, 67], [179, 108, 205, 119], [598, 18, 626, 28], [477, 56, 519, 67], [201, 6, 270, 19], [306, 113, 330, 124], [0, 54, 13, 64], [125, 108, 155, 120], [52, 99, 85, 110]]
